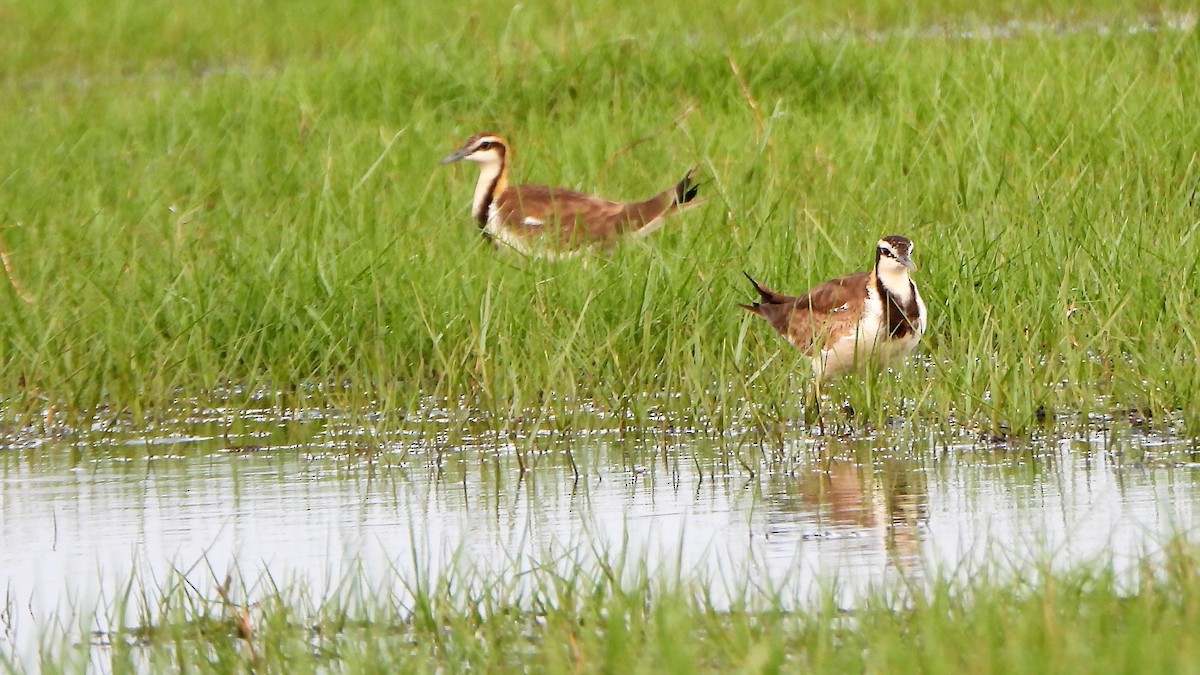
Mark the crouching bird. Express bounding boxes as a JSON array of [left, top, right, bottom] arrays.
[[441, 132, 702, 257], [740, 235, 928, 428]]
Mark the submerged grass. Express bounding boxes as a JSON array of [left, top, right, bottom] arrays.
[[1, 0, 1199, 434], [9, 538, 1200, 673]]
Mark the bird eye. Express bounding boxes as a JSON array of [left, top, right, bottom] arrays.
[[478, 141, 493, 150]]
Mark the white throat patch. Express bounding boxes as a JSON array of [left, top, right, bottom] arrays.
[[876, 260, 913, 302], [471, 160, 503, 222]]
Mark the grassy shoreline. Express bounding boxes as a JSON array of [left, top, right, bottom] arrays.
[[7, 538, 1200, 672], [2, 2, 1199, 435], [5, 6, 1200, 671]]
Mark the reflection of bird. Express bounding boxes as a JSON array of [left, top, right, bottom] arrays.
[[441, 133, 702, 256], [741, 236, 927, 381], [764, 455, 928, 570]]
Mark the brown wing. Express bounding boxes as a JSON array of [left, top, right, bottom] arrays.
[[496, 185, 627, 246], [783, 271, 870, 353], [743, 271, 869, 355], [498, 172, 698, 246]]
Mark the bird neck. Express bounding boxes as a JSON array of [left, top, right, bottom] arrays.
[[872, 262, 922, 338], [875, 264, 914, 305], [471, 159, 509, 227]]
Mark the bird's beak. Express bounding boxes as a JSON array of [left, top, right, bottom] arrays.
[[440, 147, 471, 165], [899, 254, 917, 272]]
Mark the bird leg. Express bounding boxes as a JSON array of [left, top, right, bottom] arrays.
[[804, 380, 825, 435]]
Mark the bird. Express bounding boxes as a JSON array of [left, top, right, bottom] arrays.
[[740, 235, 927, 382], [440, 132, 703, 257]]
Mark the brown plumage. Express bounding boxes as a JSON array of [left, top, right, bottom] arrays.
[[741, 236, 928, 381], [742, 271, 872, 354], [441, 132, 702, 256]]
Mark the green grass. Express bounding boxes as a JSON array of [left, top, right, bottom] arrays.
[[1, 0, 1199, 435], [12, 538, 1200, 673], [5, 5, 1199, 669]]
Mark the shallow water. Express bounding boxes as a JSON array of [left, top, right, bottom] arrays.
[[2, 405, 1200, 663]]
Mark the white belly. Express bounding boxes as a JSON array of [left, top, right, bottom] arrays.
[[484, 208, 583, 260], [484, 209, 530, 253], [812, 299, 924, 380]]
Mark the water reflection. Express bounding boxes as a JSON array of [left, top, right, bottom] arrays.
[[1, 410, 1199, 662], [765, 453, 928, 569]]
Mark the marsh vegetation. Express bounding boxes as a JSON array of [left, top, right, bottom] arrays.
[[2, 0, 1199, 671]]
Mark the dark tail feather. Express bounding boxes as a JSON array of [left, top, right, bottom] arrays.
[[741, 271, 795, 316], [739, 272, 768, 316], [744, 271, 787, 302], [673, 167, 701, 206]]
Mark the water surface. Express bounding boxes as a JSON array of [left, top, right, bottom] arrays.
[[2, 405, 1199, 662]]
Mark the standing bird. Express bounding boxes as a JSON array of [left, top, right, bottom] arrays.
[[440, 133, 702, 257], [741, 235, 928, 383]]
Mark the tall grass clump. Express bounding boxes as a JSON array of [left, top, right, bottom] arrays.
[[0, 0, 1198, 435]]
